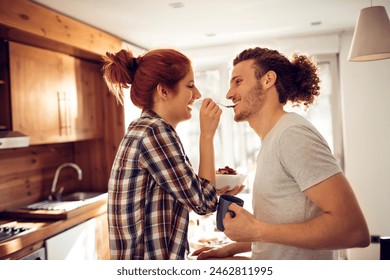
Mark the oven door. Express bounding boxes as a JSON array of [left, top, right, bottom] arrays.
[[19, 247, 46, 260]]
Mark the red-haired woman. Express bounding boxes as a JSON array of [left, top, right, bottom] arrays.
[[102, 48, 236, 260]]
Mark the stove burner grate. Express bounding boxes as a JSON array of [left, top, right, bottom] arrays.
[[0, 226, 31, 243]]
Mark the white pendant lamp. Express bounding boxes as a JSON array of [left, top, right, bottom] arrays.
[[348, 6, 390, 61]]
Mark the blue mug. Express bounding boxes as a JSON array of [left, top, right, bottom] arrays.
[[216, 194, 244, 231]]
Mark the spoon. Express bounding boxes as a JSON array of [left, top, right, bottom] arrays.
[[196, 99, 236, 108]]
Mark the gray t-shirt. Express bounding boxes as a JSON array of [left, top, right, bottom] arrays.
[[252, 113, 342, 260]]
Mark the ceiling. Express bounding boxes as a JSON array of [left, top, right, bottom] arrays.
[[31, 0, 387, 53]]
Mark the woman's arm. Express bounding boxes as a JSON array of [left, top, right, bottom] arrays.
[[198, 98, 222, 185], [192, 242, 251, 260], [140, 103, 220, 214]]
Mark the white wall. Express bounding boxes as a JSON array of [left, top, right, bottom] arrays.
[[339, 33, 390, 260]]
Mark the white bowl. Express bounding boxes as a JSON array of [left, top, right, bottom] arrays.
[[215, 174, 246, 190]]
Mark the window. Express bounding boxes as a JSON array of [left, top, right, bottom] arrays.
[[284, 54, 344, 169]]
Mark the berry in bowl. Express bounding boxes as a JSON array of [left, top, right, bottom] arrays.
[[215, 166, 246, 190]]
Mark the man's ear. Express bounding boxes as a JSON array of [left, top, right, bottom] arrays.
[[263, 70, 277, 90], [156, 83, 169, 101]]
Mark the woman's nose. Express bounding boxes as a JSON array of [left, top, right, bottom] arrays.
[[195, 87, 201, 99]]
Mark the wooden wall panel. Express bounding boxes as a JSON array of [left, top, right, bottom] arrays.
[[74, 94, 125, 192], [73, 71, 125, 192], [101, 91, 125, 173], [73, 62, 124, 192], [74, 139, 106, 192], [0, 0, 122, 56], [0, 143, 78, 211]]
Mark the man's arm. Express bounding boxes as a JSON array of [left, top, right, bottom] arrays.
[[224, 173, 370, 250]]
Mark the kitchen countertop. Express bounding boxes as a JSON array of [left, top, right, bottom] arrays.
[[0, 199, 107, 259], [188, 213, 252, 260], [188, 253, 251, 260]]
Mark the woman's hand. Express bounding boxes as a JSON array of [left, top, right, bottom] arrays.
[[199, 98, 222, 139], [191, 246, 233, 260], [191, 242, 251, 260], [197, 98, 222, 185], [216, 185, 245, 196]]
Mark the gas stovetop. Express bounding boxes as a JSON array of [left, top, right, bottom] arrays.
[[0, 226, 31, 243]]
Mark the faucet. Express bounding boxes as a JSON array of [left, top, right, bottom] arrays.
[[48, 162, 82, 201]]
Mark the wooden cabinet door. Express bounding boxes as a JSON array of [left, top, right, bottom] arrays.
[[9, 42, 69, 144], [95, 213, 110, 260], [72, 59, 102, 140], [9, 42, 101, 144]]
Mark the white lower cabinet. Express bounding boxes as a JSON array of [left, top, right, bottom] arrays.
[[45, 219, 97, 260]]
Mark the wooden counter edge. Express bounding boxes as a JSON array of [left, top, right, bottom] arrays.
[[0, 200, 107, 259]]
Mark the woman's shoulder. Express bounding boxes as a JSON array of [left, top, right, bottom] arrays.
[[128, 110, 177, 140], [129, 110, 165, 129]]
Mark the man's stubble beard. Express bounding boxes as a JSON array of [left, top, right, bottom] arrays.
[[234, 83, 267, 123]]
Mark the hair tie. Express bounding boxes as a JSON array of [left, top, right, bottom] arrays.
[[132, 57, 138, 70]]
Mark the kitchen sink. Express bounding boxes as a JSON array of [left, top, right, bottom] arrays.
[[25, 192, 107, 211], [60, 192, 107, 202]]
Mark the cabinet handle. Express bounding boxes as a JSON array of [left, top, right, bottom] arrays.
[[58, 91, 71, 136], [65, 91, 71, 135]]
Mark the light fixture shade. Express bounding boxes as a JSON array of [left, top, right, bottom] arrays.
[[348, 6, 390, 61]]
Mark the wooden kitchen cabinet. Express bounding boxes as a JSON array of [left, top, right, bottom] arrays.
[[45, 214, 109, 260], [9, 42, 102, 145], [95, 212, 110, 260], [1, 212, 109, 260]]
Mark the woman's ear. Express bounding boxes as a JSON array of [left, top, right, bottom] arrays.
[[262, 70, 277, 90], [156, 83, 169, 101]]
